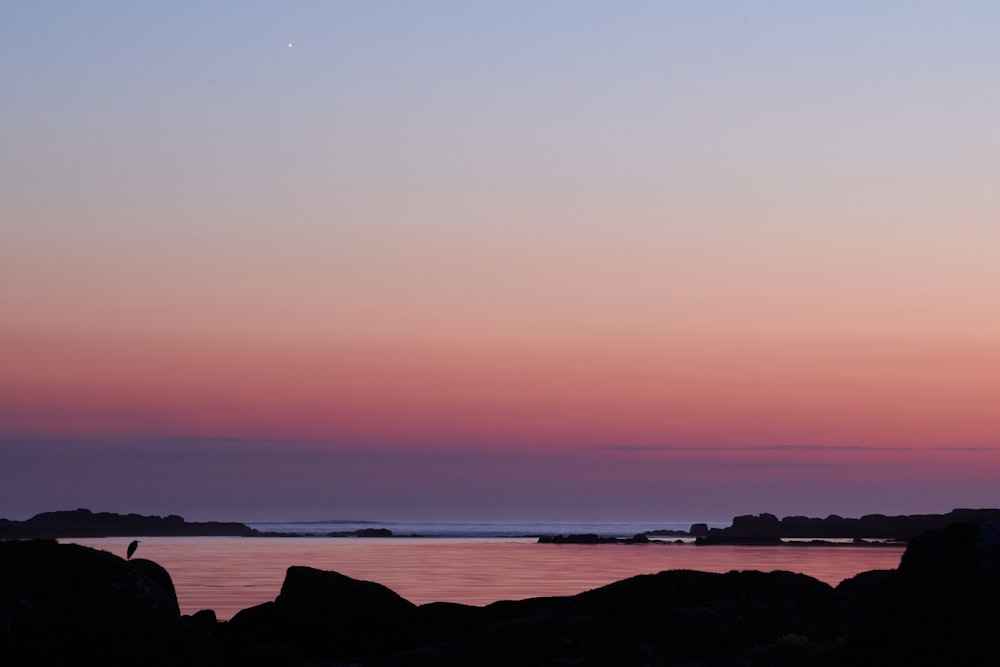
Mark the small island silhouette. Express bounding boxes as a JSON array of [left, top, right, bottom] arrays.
[[0, 507, 260, 539]]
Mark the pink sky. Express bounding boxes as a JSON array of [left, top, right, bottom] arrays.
[[2, 3, 999, 521]]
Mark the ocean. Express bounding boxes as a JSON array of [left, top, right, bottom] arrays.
[[66, 520, 906, 620]]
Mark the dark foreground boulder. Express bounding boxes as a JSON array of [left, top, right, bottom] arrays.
[[227, 565, 418, 660], [0, 539, 217, 666], [379, 569, 846, 666], [224, 565, 849, 665], [846, 520, 1000, 665]]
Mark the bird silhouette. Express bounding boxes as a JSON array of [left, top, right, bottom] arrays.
[[127, 540, 140, 560]]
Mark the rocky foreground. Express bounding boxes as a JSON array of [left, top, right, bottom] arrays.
[[3, 522, 1000, 666]]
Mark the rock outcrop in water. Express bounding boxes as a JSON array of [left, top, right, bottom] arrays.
[[327, 527, 397, 537], [537, 532, 653, 544], [701, 507, 1000, 542], [4, 520, 1000, 665]]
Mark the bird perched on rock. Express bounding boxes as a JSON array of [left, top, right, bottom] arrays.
[[127, 540, 140, 559]]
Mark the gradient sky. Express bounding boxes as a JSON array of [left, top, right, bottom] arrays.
[[3, 2, 999, 522]]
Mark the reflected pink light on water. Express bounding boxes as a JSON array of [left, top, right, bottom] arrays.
[[67, 537, 904, 620]]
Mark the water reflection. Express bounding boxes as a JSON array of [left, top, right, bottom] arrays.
[[68, 537, 904, 620]]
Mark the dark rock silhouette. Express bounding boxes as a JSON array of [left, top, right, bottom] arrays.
[[844, 520, 1000, 665], [695, 533, 784, 545], [644, 528, 691, 537], [4, 519, 1000, 665], [0, 539, 217, 665], [688, 522, 710, 536], [0, 507, 259, 538], [227, 566, 419, 659], [537, 532, 655, 544], [705, 508, 1000, 541], [327, 527, 396, 537], [381, 569, 846, 667], [537, 533, 604, 544]]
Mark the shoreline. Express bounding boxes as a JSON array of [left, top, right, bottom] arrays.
[[4, 507, 997, 544]]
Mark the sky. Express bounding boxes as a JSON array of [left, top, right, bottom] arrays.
[[2, 2, 999, 522]]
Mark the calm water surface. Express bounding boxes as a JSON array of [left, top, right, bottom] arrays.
[[68, 537, 904, 620]]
